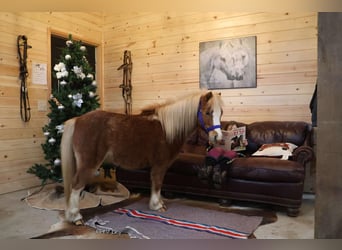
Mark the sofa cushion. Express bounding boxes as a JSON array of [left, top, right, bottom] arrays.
[[251, 142, 298, 160], [229, 157, 305, 183], [247, 121, 309, 147]]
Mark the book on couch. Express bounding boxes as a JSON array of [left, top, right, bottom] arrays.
[[219, 126, 246, 151]]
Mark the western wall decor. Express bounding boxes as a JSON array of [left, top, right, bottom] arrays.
[[17, 35, 32, 122], [199, 36, 256, 89], [117, 50, 133, 115]]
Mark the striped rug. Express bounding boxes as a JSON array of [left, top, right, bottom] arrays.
[[85, 197, 263, 239]]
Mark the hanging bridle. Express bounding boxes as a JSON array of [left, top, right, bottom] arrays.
[[117, 50, 133, 115], [17, 35, 32, 122]]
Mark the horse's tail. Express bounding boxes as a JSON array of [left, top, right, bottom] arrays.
[[61, 118, 77, 206]]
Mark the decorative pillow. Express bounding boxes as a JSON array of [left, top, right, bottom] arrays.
[[252, 142, 298, 160]]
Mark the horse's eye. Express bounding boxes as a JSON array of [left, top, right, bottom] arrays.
[[205, 111, 212, 116]]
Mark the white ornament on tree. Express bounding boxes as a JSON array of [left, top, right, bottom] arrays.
[[56, 125, 64, 134], [72, 66, 85, 79], [72, 93, 83, 108], [66, 40, 73, 47], [54, 158, 61, 166], [48, 137, 56, 144]]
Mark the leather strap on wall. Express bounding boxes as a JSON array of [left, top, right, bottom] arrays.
[[117, 50, 133, 115], [17, 35, 32, 122]]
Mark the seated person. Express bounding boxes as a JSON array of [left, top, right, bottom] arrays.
[[198, 122, 248, 188]]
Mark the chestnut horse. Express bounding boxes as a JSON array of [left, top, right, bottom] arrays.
[[61, 91, 223, 224]]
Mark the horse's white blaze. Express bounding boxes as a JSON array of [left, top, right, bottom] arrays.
[[213, 110, 222, 141], [212, 94, 223, 141]]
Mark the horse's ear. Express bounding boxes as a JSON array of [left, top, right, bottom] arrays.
[[140, 109, 155, 116], [140, 106, 156, 116], [204, 91, 213, 101]]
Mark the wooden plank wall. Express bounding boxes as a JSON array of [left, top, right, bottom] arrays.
[[0, 12, 317, 194], [102, 12, 317, 123], [0, 12, 103, 194]]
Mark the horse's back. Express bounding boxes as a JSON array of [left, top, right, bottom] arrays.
[[72, 110, 167, 169], [74, 109, 161, 135]]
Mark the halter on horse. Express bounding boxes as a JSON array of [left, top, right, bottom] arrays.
[[61, 91, 223, 224]]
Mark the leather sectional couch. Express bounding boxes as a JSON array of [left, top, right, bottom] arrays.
[[116, 120, 315, 217]]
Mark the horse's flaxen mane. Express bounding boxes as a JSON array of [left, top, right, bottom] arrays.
[[157, 93, 202, 143], [140, 92, 200, 143], [140, 91, 222, 143]]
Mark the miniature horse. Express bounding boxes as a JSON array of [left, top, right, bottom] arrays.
[[61, 91, 223, 224]]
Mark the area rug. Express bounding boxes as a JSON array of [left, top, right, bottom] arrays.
[[84, 197, 264, 239], [24, 182, 130, 210], [31, 194, 277, 239]]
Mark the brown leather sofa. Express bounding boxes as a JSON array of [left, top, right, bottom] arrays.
[[116, 121, 315, 217]]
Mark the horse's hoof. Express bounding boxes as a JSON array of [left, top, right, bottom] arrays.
[[158, 205, 167, 212], [74, 219, 84, 226]]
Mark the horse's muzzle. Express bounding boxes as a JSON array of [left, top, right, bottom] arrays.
[[208, 130, 222, 145]]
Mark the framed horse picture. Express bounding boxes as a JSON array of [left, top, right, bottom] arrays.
[[199, 36, 256, 89]]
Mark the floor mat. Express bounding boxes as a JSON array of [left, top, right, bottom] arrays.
[[25, 182, 130, 210]]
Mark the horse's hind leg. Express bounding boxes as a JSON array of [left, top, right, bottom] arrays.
[[149, 166, 168, 211], [65, 167, 94, 224], [66, 186, 84, 224]]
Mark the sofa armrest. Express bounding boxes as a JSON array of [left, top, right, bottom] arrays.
[[292, 146, 315, 166]]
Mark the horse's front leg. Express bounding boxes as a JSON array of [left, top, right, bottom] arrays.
[[149, 166, 168, 212]]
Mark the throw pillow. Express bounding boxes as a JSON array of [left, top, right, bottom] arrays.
[[251, 142, 298, 160]]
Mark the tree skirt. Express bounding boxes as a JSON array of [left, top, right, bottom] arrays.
[[25, 182, 130, 210], [85, 197, 263, 239]]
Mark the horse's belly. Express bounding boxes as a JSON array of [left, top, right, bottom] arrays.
[[106, 143, 156, 170]]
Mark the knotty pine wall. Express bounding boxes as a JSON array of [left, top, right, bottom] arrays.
[[0, 12, 317, 194], [0, 12, 103, 194], [103, 12, 317, 123]]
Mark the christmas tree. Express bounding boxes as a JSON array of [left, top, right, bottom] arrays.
[[28, 35, 100, 184]]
